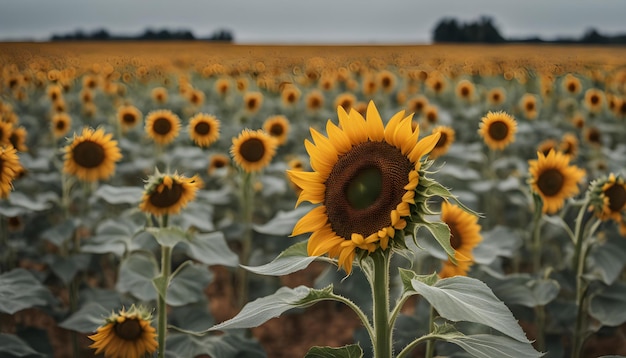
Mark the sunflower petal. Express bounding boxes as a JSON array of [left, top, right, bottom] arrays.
[[365, 101, 385, 141]]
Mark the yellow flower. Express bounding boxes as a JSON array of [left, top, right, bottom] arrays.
[[51, 113, 71, 139], [288, 101, 441, 274], [145, 109, 181, 146], [230, 129, 277, 173], [429, 126, 455, 159], [528, 149, 585, 214], [116, 105, 142, 132], [63, 128, 122, 182], [139, 171, 201, 216], [89, 305, 158, 358], [439, 201, 482, 278], [188, 113, 220, 148], [0, 145, 22, 198], [243, 91, 263, 114], [589, 174, 626, 223], [263, 115, 290, 146], [478, 111, 517, 151]]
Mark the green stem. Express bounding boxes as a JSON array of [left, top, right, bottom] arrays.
[[237, 172, 254, 308], [157, 245, 172, 358], [535, 304, 546, 353], [396, 334, 438, 358], [531, 210, 544, 274], [425, 304, 436, 358], [371, 250, 392, 358]]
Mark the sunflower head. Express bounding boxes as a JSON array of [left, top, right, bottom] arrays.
[[145, 109, 181, 146], [89, 305, 157, 358], [188, 113, 221, 148], [63, 127, 122, 182], [151, 87, 168, 104], [139, 170, 201, 217], [281, 85, 301, 107], [305, 90, 324, 112], [588, 174, 626, 223], [230, 129, 277, 173], [487, 87, 506, 107], [455, 79, 475, 102], [288, 101, 454, 274], [429, 126, 455, 159], [208, 153, 231, 175], [8, 127, 27, 152], [117, 105, 142, 132], [51, 113, 72, 139], [0, 145, 23, 198], [584, 88, 604, 114], [478, 111, 518, 151], [439, 201, 482, 278], [263, 115, 290, 146], [528, 149, 586, 214], [243, 92, 263, 114]]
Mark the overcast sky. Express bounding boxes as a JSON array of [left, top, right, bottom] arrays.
[[1, 0, 625, 44]]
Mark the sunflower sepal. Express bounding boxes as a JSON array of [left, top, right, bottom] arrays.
[[407, 220, 457, 265]]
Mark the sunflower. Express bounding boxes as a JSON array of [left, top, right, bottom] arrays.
[[9, 127, 28, 152], [139, 171, 201, 216], [562, 74, 582, 96], [334, 93, 357, 112], [528, 149, 585, 214], [0, 145, 22, 198], [455, 79, 475, 102], [423, 105, 439, 126], [520, 93, 538, 120], [305, 90, 324, 112], [377, 70, 397, 93], [589, 174, 626, 223], [51, 113, 72, 139], [288, 101, 441, 273], [47, 85, 63, 102], [0, 121, 13, 146], [145, 110, 181, 146], [236, 77, 249, 92], [439, 201, 482, 278], [478, 111, 517, 151], [207, 153, 231, 175], [215, 77, 231, 97], [281, 85, 301, 107], [583, 126, 602, 147], [559, 132, 579, 158], [426, 73, 446, 95], [88, 305, 157, 358], [486, 87, 506, 107], [151, 87, 168, 104], [116, 105, 142, 132], [187, 89, 205, 107], [429, 126, 455, 159], [243, 91, 263, 114], [263, 115, 290, 145], [230, 129, 277, 173], [63, 127, 122, 182], [407, 95, 429, 116], [583, 88, 604, 114], [188, 113, 220, 148]]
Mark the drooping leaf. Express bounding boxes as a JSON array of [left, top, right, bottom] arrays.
[[58, 302, 111, 333], [0, 333, 43, 357], [91, 184, 143, 205], [586, 238, 626, 285], [41, 219, 77, 247], [167, 263, 213, 307], [116, 253, 158, 301], [473, 226, 523, 265], [443, 333, 543, 358], [178, 231, 238, 267], [44, 253, 91, 285], [305, 344, 364, 358], [589, 282, 626, 327], [241, 241, 321, 276], [166, 332, 266, 358], [0, 269, 54, 314], [253, 206, 311, 236], [146, 227, 189, 248], [410, 275, 530, 343], [81, 218, 140, 257]]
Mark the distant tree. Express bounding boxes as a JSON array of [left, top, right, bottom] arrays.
[[209, 29, 234, 42], [432, 16, 505, 43]]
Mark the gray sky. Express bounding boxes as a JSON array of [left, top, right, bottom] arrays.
[[1, 0, 625, 43]]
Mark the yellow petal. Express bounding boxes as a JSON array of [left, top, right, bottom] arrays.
[[365, 101, 385, 141], [292, 205, 328, 236], [409, 132, 441, 162]]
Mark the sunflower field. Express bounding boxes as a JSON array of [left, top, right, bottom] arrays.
[[1, 42, 626, 358]]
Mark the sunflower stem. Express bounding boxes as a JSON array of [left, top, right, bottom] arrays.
[[371, 250, 392, 358], [237, 172, 254, 308], [157, 244, 172, 358], [425, 304, 436, 358], [531, 207, 544, 275]]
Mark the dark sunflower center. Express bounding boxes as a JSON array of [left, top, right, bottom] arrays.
[[213, 159, 226, 168], [56, 120, 66, 130], [568, 83, 577, 93], [72, 141, 105, 168], [434, 81, 442, 92], [324, 141, 413, 239], [194, 122, 211, 135], [382, 77, 391, 88], [239, 138, 265, 162], [435, 132, 448, 148], [9, 133, 18, 148], [537, 168, 564, 197], [606, 184, 626, 212], [309, 97, 321, 108], [587, 129, 601, 143], [287, 93, 296, 103], [247, 98, 257, 109], [620, 102, 626, 115], [114, 318, 143, 341], [269, 123, 284, 136], [488, 121, 509, 141], [149, 181, 183, 208], [492, 93, 501, 101], [590, 95, 599, 105], [460, 86, 470, 97], [122, 113, 137, 124], [449, 224, 462, 250], [525, 101, 535, 111], [153, 117, 172, 135]]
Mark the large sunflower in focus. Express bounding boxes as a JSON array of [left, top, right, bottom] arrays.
[[63, 128, 122, 182], [145, 109, 181, 145], [139, 171, 201, 216], [528, 149, 585, 214], [439, 201, 482, 278], [288, 101, 441, 273], [0, 145, 22, 198], [89, 305, 157, 358]]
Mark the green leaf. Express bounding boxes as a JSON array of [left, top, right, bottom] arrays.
[[81, 218, 139, 257], [209, 285, 315, 331], [167, 263, 213, 306], [586, 238, 626, 285], [241, 241, 320, 276], [58, 302, 110, 333], [529, 279, 560, 306], [8, 192, 53, 212], [92, 184, 143, 205], [116, 253, 158, 301], [166, 332, 266, 358], [472, 226, 523, 265], [443, 333, 543, 358], [414, 221, 455, 264], [479, 271, 559, 308], [146, 227, 189, 248], [41, 219, 76, 247], [253, 206, 311, 236], [179, 231, 238, 267], [0, 269, 54, 314], [44, 253, 91, 285], [175, 201, 215, 232], [305, 344, 364, 358], [589, 282, 626, 327], [410, 275, 530, 343], [0, 333, 43, 357]]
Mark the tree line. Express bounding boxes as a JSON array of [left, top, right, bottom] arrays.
[[50, 28, 234, 42]]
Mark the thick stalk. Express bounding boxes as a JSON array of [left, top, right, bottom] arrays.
[[237, 172, 254, 308], [531, 209, 543, 274], [535, 305, 546, 352], [425, 304, 436, 358], [371, 250, 392, 358], [157, 245, 172, 358]]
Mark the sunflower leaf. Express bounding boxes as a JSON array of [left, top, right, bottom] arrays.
[[241, 241, 335, 276], [0, 269, 54, 314], [589, 281, 626, 327], [0, 333, 44, 358], [145, 227, 189, 248], [253, 206, 311, 236], [91, 184, 143, 205], [305, 344, 364, 358], [434, 331, 543, 358], [179, 231, 238, 267], [410, 275, 531, 343], [58, 302, 110, 333], [116, 253, 159, 301], [412, 221, 456, 264], [166, 262, 213, 306]]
